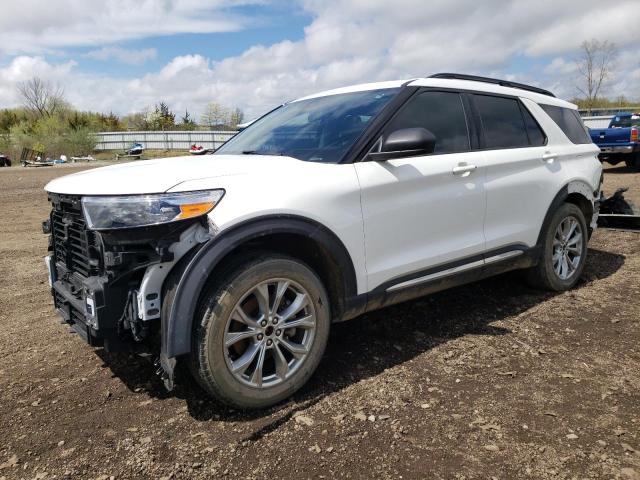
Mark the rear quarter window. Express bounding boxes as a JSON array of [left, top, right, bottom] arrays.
[[540, 105, 592, 144]]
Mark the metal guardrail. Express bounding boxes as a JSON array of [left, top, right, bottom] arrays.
[[94, 130, 238, 151]]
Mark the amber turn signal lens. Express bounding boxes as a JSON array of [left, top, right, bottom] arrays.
[[177, 201, 216, 219]]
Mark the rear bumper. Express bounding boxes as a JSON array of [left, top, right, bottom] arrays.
[[598, 145, 639, 155]]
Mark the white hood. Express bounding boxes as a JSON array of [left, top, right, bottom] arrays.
[[44, 154, 297, 195]]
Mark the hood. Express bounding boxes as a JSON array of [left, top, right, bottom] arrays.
[[44, 154, 297, 195]]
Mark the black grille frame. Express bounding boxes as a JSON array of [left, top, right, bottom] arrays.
[[49, 194, 101, 278]]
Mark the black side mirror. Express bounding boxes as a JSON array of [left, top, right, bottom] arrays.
[[369, 127, 436, 161]]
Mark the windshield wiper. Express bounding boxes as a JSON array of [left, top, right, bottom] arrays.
[[241, 150, 285, 156]]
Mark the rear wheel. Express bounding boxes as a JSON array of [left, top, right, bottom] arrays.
[[525, 203, 588, 291], [190, 254, 330, 409], [625, 153, 640, 171]]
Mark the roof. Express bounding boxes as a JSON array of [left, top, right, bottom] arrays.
[[292, 80, 408, 102], [292, 76, 576, 109], [429, 73, 555, 97]]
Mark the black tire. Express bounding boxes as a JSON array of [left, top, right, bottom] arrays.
[[525, 203, 588, 291], [625, 154, 640, 172], [190, 254, 330, 409]]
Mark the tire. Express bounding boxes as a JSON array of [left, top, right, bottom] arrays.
[[625, 154, 640, 171], [525, 203, 588, 291], [190, 254, 331, 409]]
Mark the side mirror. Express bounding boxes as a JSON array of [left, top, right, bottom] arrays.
[[369, 127, 436, 161]]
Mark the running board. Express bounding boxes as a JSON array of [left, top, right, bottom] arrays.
[[386, 250, 523, 293]]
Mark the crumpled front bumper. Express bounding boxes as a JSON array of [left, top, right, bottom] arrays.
[[47, 254, 127, 350]]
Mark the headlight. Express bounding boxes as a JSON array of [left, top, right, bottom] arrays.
[[81, 189, 224, 230]]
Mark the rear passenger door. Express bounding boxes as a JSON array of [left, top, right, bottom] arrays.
[[471, 93, 553, 251]]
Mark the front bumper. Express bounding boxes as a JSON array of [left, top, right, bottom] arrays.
[[48, 254, 128, 350]]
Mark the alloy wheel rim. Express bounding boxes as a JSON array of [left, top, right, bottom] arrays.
[[552, 216, 583, 280], [222, 278, 316, 388]]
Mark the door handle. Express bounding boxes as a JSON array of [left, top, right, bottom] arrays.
[[452, 163, 477, 176], [542, 152, 557, 163]]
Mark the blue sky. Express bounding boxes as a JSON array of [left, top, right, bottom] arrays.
[[0, 0, 638, 119], [66, 3, 313, 77]]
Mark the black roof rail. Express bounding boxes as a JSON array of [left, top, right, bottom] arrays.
[[429, 73, 555, 98]]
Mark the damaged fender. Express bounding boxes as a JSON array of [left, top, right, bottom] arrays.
[[158, 215, 357, 389]]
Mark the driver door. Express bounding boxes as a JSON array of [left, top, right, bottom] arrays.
[[355, 90, 487, 291]]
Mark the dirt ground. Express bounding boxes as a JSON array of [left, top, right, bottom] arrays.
[[0, 161, 639, 480]]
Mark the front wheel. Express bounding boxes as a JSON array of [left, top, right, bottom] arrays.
[[190, 254, 330, 409], [525, 203, 588, 291]]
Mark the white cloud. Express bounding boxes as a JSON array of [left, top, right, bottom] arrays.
[[86, 47, 157, 65], [0, 0, 261, 55], [1, 0, 639, 120], [544, 58, 578, 76], [0, 56, 76, 110]]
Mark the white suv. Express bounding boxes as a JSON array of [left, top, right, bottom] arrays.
[[44, 73, 602, 408]]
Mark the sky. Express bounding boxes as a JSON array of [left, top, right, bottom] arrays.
[[0, 0, 638, 121]]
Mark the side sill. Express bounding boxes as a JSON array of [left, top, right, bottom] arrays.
[[339, 246, 538, 321]]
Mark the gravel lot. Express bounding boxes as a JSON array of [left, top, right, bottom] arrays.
[[0, 161, 639, 480]]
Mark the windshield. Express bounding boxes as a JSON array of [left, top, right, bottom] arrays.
[[610, 115, 640, 128], [216, 88, 400, 163]]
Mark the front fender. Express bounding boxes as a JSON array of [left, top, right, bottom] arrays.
[[159, 214, 357, 377]]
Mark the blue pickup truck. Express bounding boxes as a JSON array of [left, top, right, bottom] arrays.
[[589, 113, 640, 170]]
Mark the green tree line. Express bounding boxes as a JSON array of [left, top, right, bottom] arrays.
[[0, 76, 244, 161]]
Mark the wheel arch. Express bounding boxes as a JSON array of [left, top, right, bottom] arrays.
[[536, 180, 595, 246], [161, 215, 358, 361]]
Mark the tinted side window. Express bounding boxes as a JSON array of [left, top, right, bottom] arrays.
[[540, 105, 591, 144], [385, 91, 470, 154], [474, 94, 529, 149], [521, 105, 547, 146]]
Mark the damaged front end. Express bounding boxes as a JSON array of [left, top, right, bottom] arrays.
[[44, 193, 212, 353]]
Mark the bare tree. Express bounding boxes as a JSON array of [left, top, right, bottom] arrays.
[[17, 77, 67, 118], [229, 108, 245, 129], [200, 102, 230, 129], [576, 39, 617, 114]]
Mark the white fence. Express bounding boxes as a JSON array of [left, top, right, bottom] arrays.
[[95, 130, 238, 151], [582, 116, 613, 129], [578, 107, 640, 116], [94, 115, 617, 150]]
